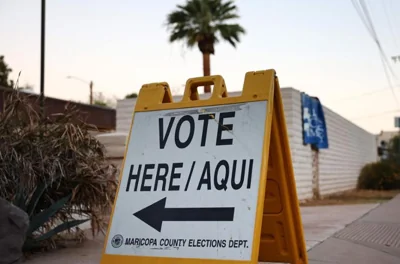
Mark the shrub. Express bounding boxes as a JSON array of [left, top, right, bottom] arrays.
[[0, 90, 118, 251], [357, 161, 400, 190], [387, 135, 400, 165]]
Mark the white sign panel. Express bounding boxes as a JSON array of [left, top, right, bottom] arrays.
[[106, 100, 268, 261]]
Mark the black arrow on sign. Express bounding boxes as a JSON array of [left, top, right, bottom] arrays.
[[133, 197, 235, 232]]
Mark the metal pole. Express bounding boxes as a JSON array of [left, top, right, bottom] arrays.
[[66, 76, 93, 104], [397, 128, 400, 165], [40, 0, 46, 120], [89, 81, 93, 105]]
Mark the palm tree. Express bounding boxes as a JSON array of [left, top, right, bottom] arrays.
[[166, 0, 245, 93]]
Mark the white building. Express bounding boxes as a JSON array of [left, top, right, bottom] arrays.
[[97, 87, 378, 201], [376, 130, 399, 145]]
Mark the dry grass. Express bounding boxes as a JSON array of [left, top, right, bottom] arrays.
[[0, 90, 118, 248], [300, 189, 400, 207]]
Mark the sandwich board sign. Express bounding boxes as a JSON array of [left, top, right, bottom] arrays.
[[101, 69, 308, 264]]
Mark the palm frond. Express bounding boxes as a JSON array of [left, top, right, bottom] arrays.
[[215, 23, 246, 47], [165, 0, 245, 50]]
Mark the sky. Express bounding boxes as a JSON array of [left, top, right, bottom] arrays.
[[1, 0, 400, 134]]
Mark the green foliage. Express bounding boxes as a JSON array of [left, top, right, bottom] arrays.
[[0, 90, 118, 251], [165, 0, 245, 54], [357, 161, 400, 190], [125, 92, 138, 99], [94, 100, 108, 107], [386, 135, 400, 165], [0, 55, 34, 90], [92, 91, 117, 107], [358, 134, 400, 191], [18, 83, 34, 91], [0, 55, 14, 88], [13, 185, 88, 251]]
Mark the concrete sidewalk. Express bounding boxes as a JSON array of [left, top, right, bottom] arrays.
[[308, 194, 400, 264], [23, 203, 377, 264]]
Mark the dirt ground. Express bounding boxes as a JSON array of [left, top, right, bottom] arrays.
[[300, 189, 400, 206]]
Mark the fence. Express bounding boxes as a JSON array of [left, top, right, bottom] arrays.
[[0, 86, 116, 131]]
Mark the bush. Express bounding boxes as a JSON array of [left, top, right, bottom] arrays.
[[387, 135, 400, 165], [357, 161, 400, 190], [0, 90, 118, 251]]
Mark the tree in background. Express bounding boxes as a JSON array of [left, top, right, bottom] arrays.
[[17, 83, 34, 92], [0, 55, 34, 91], [358, 134, 400, 190], [165, 0, 245, 93], [93, 92, 117, 108], [21, 83, 34, 90], [93, 92, 108, 107], [125, 92, 138, 99], [0, 55, 14, 88], [387, 134, 400, 166]]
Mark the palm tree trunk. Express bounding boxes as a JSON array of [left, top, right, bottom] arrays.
[[202, 52, 211, 93]]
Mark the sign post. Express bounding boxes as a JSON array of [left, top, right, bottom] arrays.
[[101, 70, 308, 264]]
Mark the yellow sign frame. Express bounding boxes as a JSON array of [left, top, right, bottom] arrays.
[[101, 69, 308, 264]]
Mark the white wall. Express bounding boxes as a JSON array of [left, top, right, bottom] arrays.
[[106, 88, 378, 201], [281, 88, 314, 200], [281, 89, 378, 198], [116, 98, 136, 133], [318, 106, 378, 196]]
